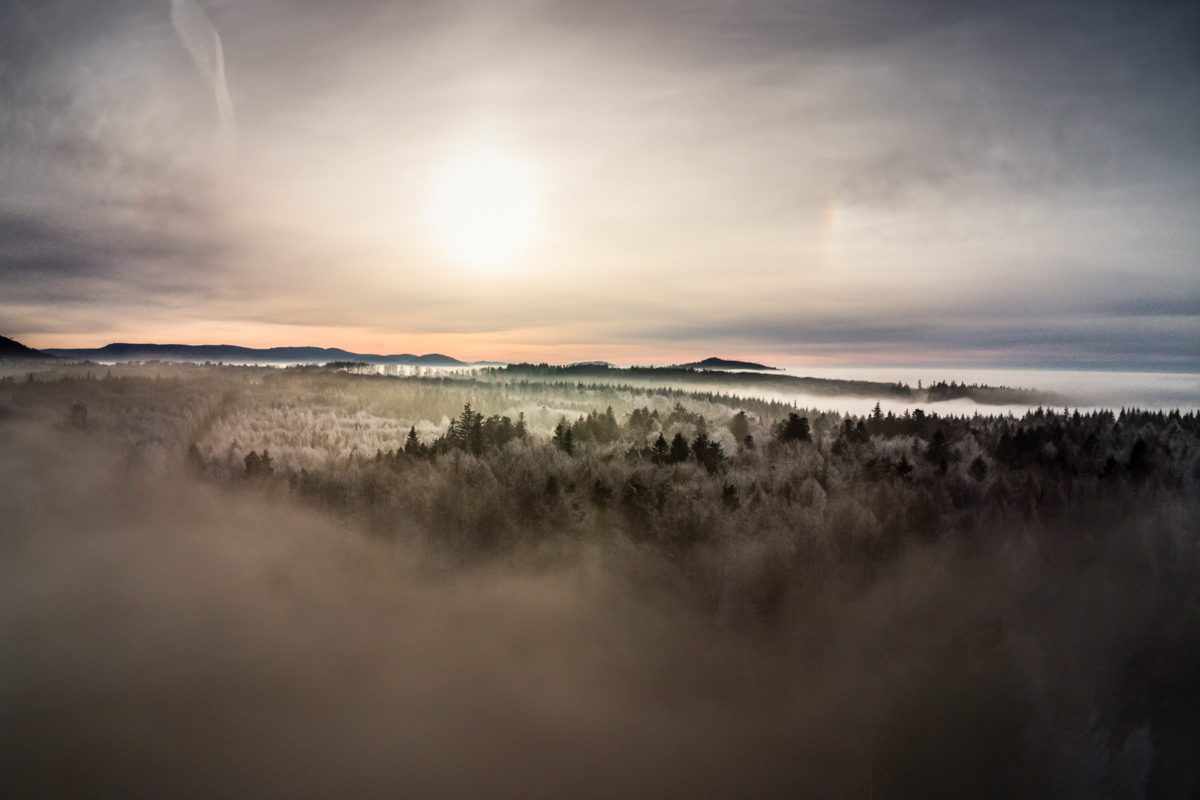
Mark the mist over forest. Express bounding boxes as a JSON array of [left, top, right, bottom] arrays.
[[2, 361, 1198, 798], [3, 0, 1196, 792]]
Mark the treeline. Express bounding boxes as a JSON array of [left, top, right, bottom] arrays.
[[490, 362, 917, 399], [488, 363, 1065, 406], [923, 379, 1060, 405], [214, 398, 1199, 569]]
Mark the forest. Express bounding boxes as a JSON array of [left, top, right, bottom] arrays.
[[2, 362, 1198, 798], [480, 362, 1063, 407]]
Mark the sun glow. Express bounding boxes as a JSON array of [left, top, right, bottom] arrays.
[[430, 147, 539, 267]]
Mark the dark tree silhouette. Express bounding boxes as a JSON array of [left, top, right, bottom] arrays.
[[1127, 437, 1151, 483], [651, 434, 669, 463], [777, 413, 811, 443], [243, 449, 273, 479], [969, 455, 989, 482], [729, 410, 750, 441], [692, 432, 725, 474], [669, 432, 690, 464], [926, 430, 949, 464]]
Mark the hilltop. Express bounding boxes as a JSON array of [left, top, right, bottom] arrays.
[[0, 335, 57, 360], [674, 357, 777, 371]]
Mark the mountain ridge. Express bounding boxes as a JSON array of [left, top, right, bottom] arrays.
[[43, 343, 479, 366]]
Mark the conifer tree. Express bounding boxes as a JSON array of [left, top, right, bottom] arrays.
[[968, 455, 988, 482], [729, 410, 750, 441], [669, 432, 690, 464], [777, 413, 811, 443], [651, 434, 669, 463], [926, 430, 949, 465]]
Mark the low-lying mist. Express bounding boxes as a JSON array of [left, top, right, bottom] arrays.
[[4, 419, 1197, 799]]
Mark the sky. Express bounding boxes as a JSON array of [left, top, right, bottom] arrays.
[[1, 0, 1198, 369]]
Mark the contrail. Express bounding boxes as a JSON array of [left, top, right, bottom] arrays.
[[170, 0, 236, 151]]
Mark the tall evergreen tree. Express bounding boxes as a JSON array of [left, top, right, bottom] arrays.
[[651, 433, 669, 463], [926, 429, 949, 464], [669, 432, 690, 464]]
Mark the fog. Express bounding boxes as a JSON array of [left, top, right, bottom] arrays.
[[3, 370, 1198, 797], [634, 367, 1200, 417], [521, 366, 1196, 426], [773, 367, 1200, 414], [4, 425, 781, 798]]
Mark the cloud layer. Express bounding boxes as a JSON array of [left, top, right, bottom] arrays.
[[1, 0, 1197, 367]]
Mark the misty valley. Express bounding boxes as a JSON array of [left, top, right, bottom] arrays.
[[2, 362, 1199, 798]]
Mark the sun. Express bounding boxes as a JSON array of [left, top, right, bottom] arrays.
[[430, 147, 539, 267]]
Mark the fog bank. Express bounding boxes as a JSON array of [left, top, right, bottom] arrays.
[[3, 421, 1197, 798]]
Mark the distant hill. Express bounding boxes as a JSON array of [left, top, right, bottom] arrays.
[[0, 335, 57, 360], [674, 357, 777, 371], [43, 343, 469, 366], [406, 353, 470, 366]]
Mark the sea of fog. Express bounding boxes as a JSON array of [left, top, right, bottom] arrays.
[[54, 361, 1200, 417], [337, 364, 1200, 416], [779, 367, 1200, 415], [592, 365, 1200, 418]]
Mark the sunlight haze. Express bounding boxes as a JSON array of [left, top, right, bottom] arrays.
[[1, 0, 1196, 369], [430, 146, 540, 267]]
